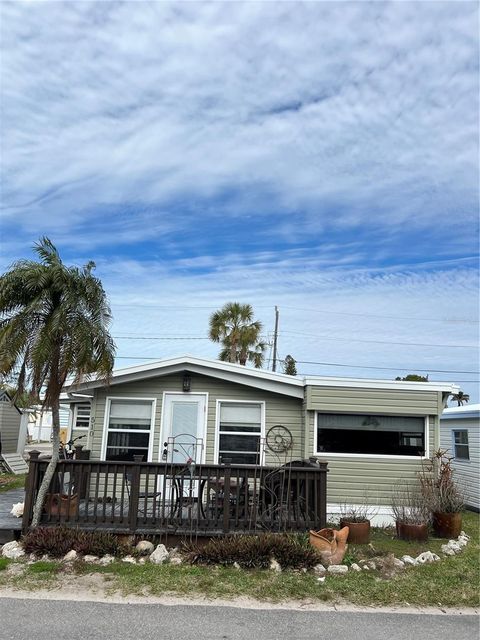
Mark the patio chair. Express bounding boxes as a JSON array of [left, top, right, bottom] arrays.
[[124, 471, 162, 517]]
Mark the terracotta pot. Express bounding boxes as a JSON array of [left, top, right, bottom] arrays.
[[432, 512, 462, 538], [340, 519, 371, 544], [309, 526, 349, 565], [396, 521, 428, 542], [45, 493, 78, 517]]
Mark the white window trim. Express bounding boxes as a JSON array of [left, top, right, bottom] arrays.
[[214, 399, 266, 465], [101, 396, 157, 462], [159, 391, 208, 464], [72, 403, 91, 431], [313, 412, 430, 460], [451, 428, 470, 463]]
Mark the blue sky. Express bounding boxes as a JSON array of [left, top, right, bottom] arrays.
[[1, 1, 479, 400]]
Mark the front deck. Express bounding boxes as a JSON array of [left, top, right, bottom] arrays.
[[22, 454, 328, 538]]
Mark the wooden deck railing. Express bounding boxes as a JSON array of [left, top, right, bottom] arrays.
[[22, 452, 328, 538]]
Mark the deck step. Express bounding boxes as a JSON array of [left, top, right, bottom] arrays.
[[1, 454, 29, 475]]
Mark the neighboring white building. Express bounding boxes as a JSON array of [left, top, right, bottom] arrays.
[[27, 406, 70, 442], [440, 404, 480, 512]]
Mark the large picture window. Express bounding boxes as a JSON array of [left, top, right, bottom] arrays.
[[104, 399, 154, 462], [316, 413, 425, 457], [217, 402, 263, 465]]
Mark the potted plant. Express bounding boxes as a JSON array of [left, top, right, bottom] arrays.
[[391, 482, 430, 542], [339, 501, 374, 544], [419, 449, 465, 538]]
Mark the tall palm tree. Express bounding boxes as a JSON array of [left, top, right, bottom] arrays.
[[209, 302, 266, 368], [0, 238, 115, 526], [450, 391, 470, 406]]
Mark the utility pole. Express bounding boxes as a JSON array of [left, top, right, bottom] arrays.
[[272, 306, 279, 372]]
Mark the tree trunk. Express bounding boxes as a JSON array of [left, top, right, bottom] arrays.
[[30, 399, 61, 527]]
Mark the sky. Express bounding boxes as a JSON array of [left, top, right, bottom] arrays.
[[0, 1, 479, 402]]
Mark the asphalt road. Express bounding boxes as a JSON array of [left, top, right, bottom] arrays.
[[0, 598, 478, 640]]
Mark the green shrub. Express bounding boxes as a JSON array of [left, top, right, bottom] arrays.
[[0, 558, 10, 571], [22, 527, 129, 558], [184, 533, 321, 570]]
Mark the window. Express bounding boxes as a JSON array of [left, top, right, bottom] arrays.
[[217, 402, 263, 465], [453, 430, 469, 460], [316, 413, 425, 457], [74, 403, 91, 430], [104, 399, 154, 462]]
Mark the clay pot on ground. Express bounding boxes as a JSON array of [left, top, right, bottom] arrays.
[[395, 521, 428, 542], [339, 519, 371, 544], [44, 493, 78, 517], [432, 512, 462, 538], [309, 526, 349, 565]]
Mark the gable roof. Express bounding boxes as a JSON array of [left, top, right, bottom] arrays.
[[63, 355, 459, 399], [0, 390, 22, 414]]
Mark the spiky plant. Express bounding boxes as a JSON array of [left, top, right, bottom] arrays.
[[0, 238, 115, 526]]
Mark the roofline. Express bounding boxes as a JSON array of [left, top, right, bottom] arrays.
[[304, 376, 459, 393], [65, 356, 305, 399], [63, 355, 459, 397]]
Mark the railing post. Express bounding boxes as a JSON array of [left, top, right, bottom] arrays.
[[222, 459, 231, 534], [316, 461, 328, 528], [127, 458, 142, 532], [22, 450, 40, 532]]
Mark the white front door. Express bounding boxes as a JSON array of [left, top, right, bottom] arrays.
[[160, 394, 207, 464]]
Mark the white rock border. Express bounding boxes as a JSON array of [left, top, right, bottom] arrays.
[[1, 530, 471, 576]]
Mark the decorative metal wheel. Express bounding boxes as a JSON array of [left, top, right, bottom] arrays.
[[266, 425, 293, 453]]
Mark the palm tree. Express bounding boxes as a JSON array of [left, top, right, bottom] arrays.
[[0, 238, 115, 526], [450, 391, 470, 406], [209, 302, 266, 368]]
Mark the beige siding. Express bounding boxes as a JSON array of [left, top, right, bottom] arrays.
[[306, 409, 438, 506], [88, 373, 303, 464], [0, 403, 22, 454], [440, 416, 480, 510], [306, 385, 440, 414]]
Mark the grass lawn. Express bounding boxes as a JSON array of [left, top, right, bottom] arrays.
[[0, 473, 26, 493], [1, 511, 478, 607]]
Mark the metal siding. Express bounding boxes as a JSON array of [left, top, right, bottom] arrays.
[[307, 411, 438, 505], [89, 374, 304, 464], [440, 416, 480, 510], [306, 386, 439, 414], [0, 403, 22, 454]]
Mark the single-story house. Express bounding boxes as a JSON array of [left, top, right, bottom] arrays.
[[440, 404, 480, 512], [61, 355, 458, 523]]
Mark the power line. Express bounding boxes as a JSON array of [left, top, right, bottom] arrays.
[[111, 302, 479, 324], [281, 305, 479, 324], [114, 336, 208, 340], [111, 354, 479, 376], [279, 330, 477, 349], [283, 359, 479, 374]]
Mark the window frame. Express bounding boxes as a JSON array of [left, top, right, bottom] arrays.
[[313, 412, 429, 460], [215, 399, 266, 465], [452, 429, 470, 462], [72, 403, 91, 431], [101, 396, 157, 462]]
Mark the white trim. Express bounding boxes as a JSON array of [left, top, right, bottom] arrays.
[[313, 412, 430, 460], [327, 503, 395, 527], [304, 377, 458, 393], [100, 396, 157, 462], [451, 428, 471, 463], [159, 392, 208, 464], [62, 355, 458, 400], [214, 399, 266, 465]]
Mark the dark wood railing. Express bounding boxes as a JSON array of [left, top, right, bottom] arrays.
[[22, 452, 328, 538]]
